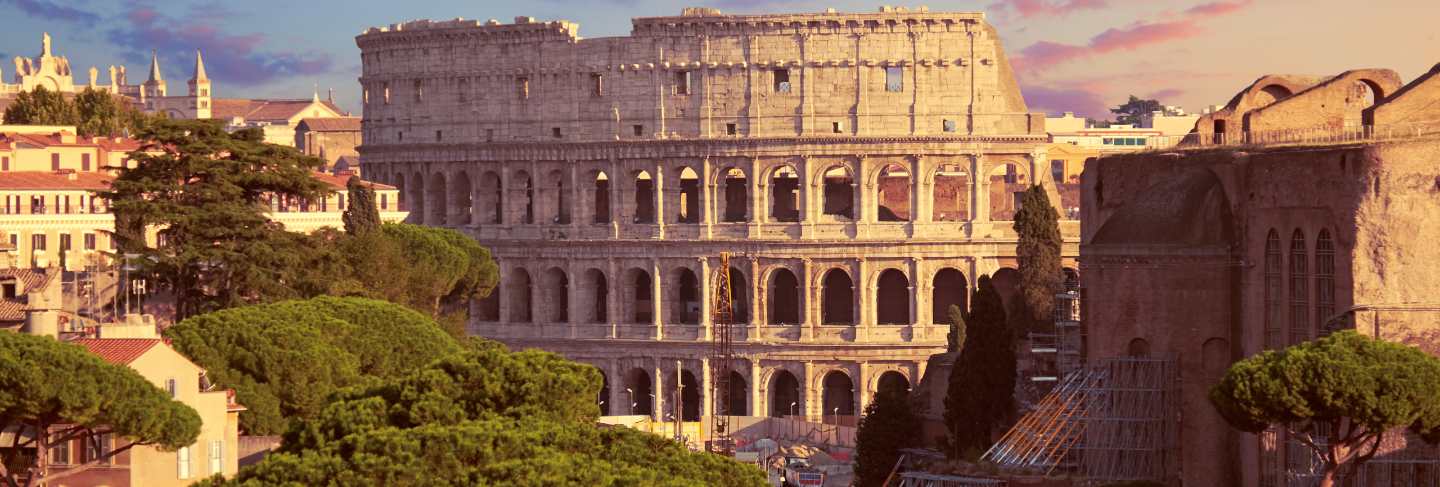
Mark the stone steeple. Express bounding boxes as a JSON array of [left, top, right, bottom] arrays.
[[142, 49, 166, 100], [147, 50, 162, 82], [191, 49, 208, 82], [188, 50, 212, 118]]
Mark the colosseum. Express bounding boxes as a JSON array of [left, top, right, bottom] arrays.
[[355, 6, 1078, 425]]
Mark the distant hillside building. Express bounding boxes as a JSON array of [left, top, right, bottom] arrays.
[[1046, 108, 1199, 153]]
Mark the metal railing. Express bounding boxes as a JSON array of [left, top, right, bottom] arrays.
[[1139, 121, 1440, 151]]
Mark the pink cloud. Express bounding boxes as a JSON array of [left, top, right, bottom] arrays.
[[1012, 41, 1089, 74], [1090, 20, 1205, 52], [1012, 0, 1251, 75], [1147, 88, 1185, 101], [990, 0, 1110, 18], [1185, 0, 1252, 18], [1022, 84, 1112, 119]]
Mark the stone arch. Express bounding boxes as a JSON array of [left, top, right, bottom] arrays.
[[717, 167, 749, 223], [592, 170, 611, 224], [581, 268, 609, 323], [676, 166, 700, 223], [876, 268, 911, 325], [876, 370, 910, 399], [988, 161, 1026, 221], [821, 268, 855, 325], [1346, 79, 1385, 127], [932, 268, 968, 324], [990, 267, 1021, 312], [408, 171, 425, 224], [768, 165, 801, 222], [768, 267, 801, 325], [513, 170, 534, 224], [728, 266, 750, 324], [545, 169, 570, 224], [633, 170, 656, 224], [428, 172, 447, 225], [623, 267, 653, 324], [931, 163, 970, 222], [820, 165, 854, 219], [507, 267, 532, 323], [669, 266, 701, 325], [1254, 84, 1294, 107], [876, 163, 911, 222], [540, 267, 569, 323], [1127, 337, 1150, 357], [680, 369, 701, 421], [821, 370, 856, 420], [475, 286, 499, 322], [451, 171, 472, 225], [727, 370, 748, 416], [769, 369, 801, 418], [479, 171, 502, 224], [624, 368, 653, 416]]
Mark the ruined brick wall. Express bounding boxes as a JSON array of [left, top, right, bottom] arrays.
[[1243, 70, 1402, 133]]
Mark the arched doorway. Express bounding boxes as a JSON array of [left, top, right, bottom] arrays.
[[508, 268, 532, 323], [677, 167, 699, 223], [479, 172, 502, 224], [821, 166, 854, 219], [729, 267, 749, 324], [769, 165, 800, 222], [625, 368, 653, 416], [876, 371, 910, 399], [626, 268, 652, 324], [988, 162, 1025, 221], [451, 171, 471, 225], [672, 268, 700, 325], [680, 370, 701, 421], [876, 269, 911, 325], [932, 268, 968, 324], [932, 163, 970, 221], [598, 370, 611, 415], [821, 371, 856, 423], [821, 269, 855, 325], [727, 370, 748, 416], [633, 170, 656, 224], [582, 269, 608, 323], [476, 287, 499, 322], [408, 171, 425, 224], [592, 171, 611, 224], [769, 268, 800, 325], [428, 172, 447, 225], [720, 167, 748, 223], [877, 164, 911, 221], [769, 370, 801, 418], [541, 267, 568, 323]]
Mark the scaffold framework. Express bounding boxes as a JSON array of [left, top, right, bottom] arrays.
[[708, 252, 735, 456]]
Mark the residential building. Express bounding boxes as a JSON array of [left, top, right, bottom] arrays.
[[294, 117, 362, 173], [1046, 109, 1200, 153]]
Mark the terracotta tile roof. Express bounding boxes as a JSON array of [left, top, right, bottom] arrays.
[[213, 99, 344, 123], [0, 132, 89, 148], [310, 171, 395, 191], [0, 171, 113, 190], [71, 338, 161, 365], [298, 117, 360, 132], [0, 268, 51, 295], [0, 301, 24, 322]]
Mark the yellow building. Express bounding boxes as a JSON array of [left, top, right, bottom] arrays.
[[1043, 142, 1099, 220]]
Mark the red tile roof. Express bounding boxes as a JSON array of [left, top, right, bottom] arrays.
[[71, 338, 161, 365], [310, 171, 395, 191], [0, 269, 50, 294], [0, 301, 24, 322], [212, 99, 344, 123], [0, 171, 113, 190], [298, 117, 361, 132], [0, 132, 143, 152]]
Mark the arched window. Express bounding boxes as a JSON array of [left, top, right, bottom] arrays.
[[634, 171, 656, 224], [542, 267, 569, 323], [769, 166, 800, 222], [876, 269, 911, 325], [547, 170, 570, 224], [932, 268, 968, 324], [877, 164, 910, 221], [428, 172, 447, 225], [1315, 230, 1335, 332], [932, 164, 970, 221], [720, 168, 748, 223], [769, 268, 800, 325], [770, 370, 800, 418], [821, 269, 855, 325], [1127, 338, 1150, 357], [508, 268, 532, 323], [451, 171, 472, 225], [1289, 230, 1309, 344], [728, 267, 750, 324], [625, 368, 652, 415], [592, 171, 610, 224], [677, 167, 699, 223], [821, 371, 855, 421], [672, 268, 700, 325], [513, 171, 534, 224], [582, 269, 608, 323], [1263, 230, 1282, 349], [408, 172, 425, 224], [628, 268, 653, 324], [680, 370, 701, 421], [479, 172, 502, 224], [821, 166, 854, 219], [876, 371, 910, 400], [727, 370, 748, 416]]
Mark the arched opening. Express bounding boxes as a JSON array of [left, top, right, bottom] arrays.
[[727, 370, 748, 416], [476, 287, 500, 322], [633, 170, 656, 224], [671, 268, 700, 325], [876, 269, 911, 325], [729, 267, 750, 324], [1346, 79, 1383, 128], [547, 170, 570, 224], [932, 163, 970, 221], [428, 172, 447, 225], [394, 174, 407, 212], [627, 268, 653, 324], [1289, 229, 1309, 344], [598, 371, 611, 416], [542, 267, 569, 323], [720, 167, 748, 223], [821, 269, 855, 325], [1264, 229, 1282, 349], [1127, 338, 1150, 357], [479, 172, 502, 224], [769, 268, 801, 325], [769, 165, 800, 222], [513, 171, 534, 224], [769, 370, 801, 418], [677, 167, 699, 223], [821, 371, 855, 422], [988, 162, 1025, 221], [593, 171, 611, 224], [1062, 268, 1080, 290], [625, 368, 653, 416], [1255, 84, 1293, 107], [1316, 229, 1335, 331], [408, 171, 425, 224], [507, 268, 532, 323], [990, 267, 1021, 312], [932, 268, 968, 324], [876, 371, 910, 399], [680, 370, 701, 421], [877, 164, 911, 221], [821, 166, 854, 219], [451, 171, 472, 225], [582, 269, 608, 323]]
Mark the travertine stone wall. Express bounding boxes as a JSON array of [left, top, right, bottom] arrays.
[[357, 7, 1073, 424]]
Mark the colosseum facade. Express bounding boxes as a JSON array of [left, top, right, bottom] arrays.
[[355, 7, 1079, 425]]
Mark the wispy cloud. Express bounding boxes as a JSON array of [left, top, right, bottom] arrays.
[[1148, 88, 1185, 100], [1023, 83, 1111, 118], [2, 0, 102, 26], [1012, 0, 1253, 75], [989, 0, 1110, 18]]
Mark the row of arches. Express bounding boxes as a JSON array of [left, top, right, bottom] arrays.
[[600, 365, 911, 422], [480, 263, 975, 327], [386, 159, 1042, 228], [1262, 227, 1337, 349]]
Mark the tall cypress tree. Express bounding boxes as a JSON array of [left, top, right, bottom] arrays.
[[943, 275, 1015, 458], [853, 388, 922, 487], [343, 175, 383, 236], [1013, 184, 1063, 332]]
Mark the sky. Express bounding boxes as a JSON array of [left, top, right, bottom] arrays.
[[2, 0, 1437, 120]]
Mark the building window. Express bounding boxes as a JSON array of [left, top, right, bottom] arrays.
[[831, 121, 843, 134], [885, 66, 903, 92], [1051, 160, 1065, 183], [85, 433, 112, 465], [84, 233, 96, 250], [675, 71, 691, 95], [457, 78, 468, 103], [364, 88, 370, 105], [1289, 230, 1309, 344], [518, 77, 530, 99], [2, 156, 8, 171], [397, 131, 403, 142], [51, 153, 60, 171], [773, 68, 791, 93], [943, 119, 956, 132], [380, 194, 388, 210], [1316, 229, 1335, 332], [435, 130, 443, 142], [50, 440, 70, 465], [726, 123, 737, 136], [552, 127, 562, 139], [591, 73, 604, 96], [633, 124, 644, 137], [485, 129, 495, 142], [166, 378, 177, 398], [82, 153, 91, 171], [209, 440, 223, 475], [60, 234, 71, 252], [413, 79, 424, 102], [177, 445, 192, 479], [383, 82, 391, 104], [32, 234, 46, 251], [338, 194, 346, 211]]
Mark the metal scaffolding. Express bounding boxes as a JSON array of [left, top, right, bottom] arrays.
[[708, 252, 735, 456], [982, 357, 1176, 484]]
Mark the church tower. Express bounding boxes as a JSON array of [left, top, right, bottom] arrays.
[[141, 50, 166, 105], [188, 50, 211, 119]]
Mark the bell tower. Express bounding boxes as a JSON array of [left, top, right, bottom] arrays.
[[188, 50, 211, 119], [141, 50, 166, 105]]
